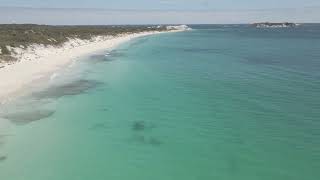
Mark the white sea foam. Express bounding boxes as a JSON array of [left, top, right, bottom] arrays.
[[166, 25, 192, 31], [50, 73, 59, 80]]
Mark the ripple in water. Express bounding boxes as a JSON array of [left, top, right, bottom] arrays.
[[89, 123, 109, 131], [89, 54, 113, 63], [88, 50, 126, 63], [133, 135, 163, 146], [181, 47, 231, 55]]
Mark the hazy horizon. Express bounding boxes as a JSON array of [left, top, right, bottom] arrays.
[[0, 4, 320, 25]]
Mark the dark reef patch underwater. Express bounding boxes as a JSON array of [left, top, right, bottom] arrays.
[[32, 79, 103, 99], [0, 155, 7, 162], [2, 110, 55, 125]]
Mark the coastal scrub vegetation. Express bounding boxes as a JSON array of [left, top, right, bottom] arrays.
[[0, 24, 167, 61]]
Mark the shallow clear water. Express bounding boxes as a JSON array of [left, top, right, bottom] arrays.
[[0, 25, 320, 180]]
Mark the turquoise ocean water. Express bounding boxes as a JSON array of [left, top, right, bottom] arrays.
[[0, 25, 320, 180]]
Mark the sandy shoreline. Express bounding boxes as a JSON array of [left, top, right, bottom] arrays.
[[0, 30, 179, 104]]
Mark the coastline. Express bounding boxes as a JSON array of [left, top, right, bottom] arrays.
[[0, 30, 181, 104]]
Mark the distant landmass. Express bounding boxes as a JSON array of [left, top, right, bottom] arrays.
[[252, 22, 298, 28], [0, 24, 190, 62]]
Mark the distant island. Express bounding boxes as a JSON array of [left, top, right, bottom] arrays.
[[252, 22, 298, 28]]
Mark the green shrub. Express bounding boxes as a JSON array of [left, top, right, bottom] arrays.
[[0, 46, 10, 55], [0, 24, 167, 61]]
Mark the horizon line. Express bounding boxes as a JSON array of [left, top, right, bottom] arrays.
[[1, 6, 320, 12], [1, 23, 318, 26]]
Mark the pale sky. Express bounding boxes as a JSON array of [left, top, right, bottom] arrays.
[[1, 0, 320, 10], [0, 0, 319, 24]]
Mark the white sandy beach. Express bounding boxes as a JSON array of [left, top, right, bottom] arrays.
[[0, 30, 180, 104]]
